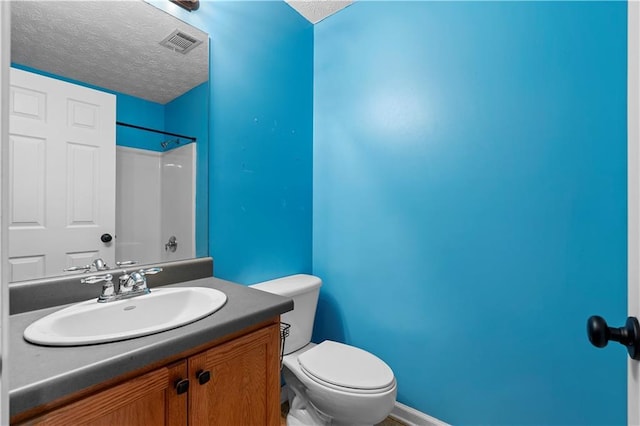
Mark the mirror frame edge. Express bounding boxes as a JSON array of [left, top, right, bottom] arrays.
[[0, 1, 10, 423]]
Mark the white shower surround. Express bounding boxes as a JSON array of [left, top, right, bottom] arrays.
[[115, 145, 195, 266], [161, 144, 196, 263]]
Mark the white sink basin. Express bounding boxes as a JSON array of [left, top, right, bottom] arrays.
[[23, 287, 227, 346]]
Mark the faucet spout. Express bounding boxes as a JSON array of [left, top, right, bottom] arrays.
[[119, 271, 145, 294], [80, 273, 116, 302], [92, 258, 108, 271]]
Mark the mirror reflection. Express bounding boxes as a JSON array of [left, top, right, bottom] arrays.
[[8, 0, 209, 282]]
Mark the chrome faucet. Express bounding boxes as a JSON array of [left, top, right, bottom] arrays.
[[118, 267, 163, 295], [80, 273, 116, 302], [92, 258, 108, 271], [65, 258, 109, 273], [64, 259, 138, 274], [81, 267, 162, 303]]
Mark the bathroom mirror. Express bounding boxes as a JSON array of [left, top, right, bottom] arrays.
[[7, 0, 209, 282]]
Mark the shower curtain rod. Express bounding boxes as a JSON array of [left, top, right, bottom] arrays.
[[116, 121, 197, 142]]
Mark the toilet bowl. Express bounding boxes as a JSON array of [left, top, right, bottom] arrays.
[[249, 274, 397, 426], [283, 341, 397, 426]]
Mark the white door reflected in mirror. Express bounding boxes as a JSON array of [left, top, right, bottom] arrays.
[[8, 68, 116, 282]]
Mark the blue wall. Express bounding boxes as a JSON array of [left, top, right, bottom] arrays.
[[115, 94, 165, 152], [160, 1, 315, 283], [313, 2, 627, 425]]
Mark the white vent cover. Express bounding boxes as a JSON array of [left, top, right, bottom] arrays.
[[160, 30, 203, 54]]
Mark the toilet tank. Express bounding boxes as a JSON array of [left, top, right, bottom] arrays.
[[250, 274, 322, 355]]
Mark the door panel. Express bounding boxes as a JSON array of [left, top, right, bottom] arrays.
[[9, 134, 45, 227], [8, 255, 45, 282], [66, 142, 100, 225], [188, 325, 281, 426], [8, 68, 116, 281]]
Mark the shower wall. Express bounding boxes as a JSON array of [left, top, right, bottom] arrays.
[[116, 147, 162, 264], [116, 144, 195, 265], [161, 144, 196, 262]]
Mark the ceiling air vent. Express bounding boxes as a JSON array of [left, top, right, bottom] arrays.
[[160, 30, 203, 54]]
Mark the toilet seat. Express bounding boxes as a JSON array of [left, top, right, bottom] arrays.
[[297, 341, 395, 394]]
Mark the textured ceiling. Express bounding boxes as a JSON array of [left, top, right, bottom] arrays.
[[11, 1, 209, 105], [285, 0, 353, 24]]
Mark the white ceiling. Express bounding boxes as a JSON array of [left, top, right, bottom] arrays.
[[11, 1, 209, 105], [285, 0, 353, 24]]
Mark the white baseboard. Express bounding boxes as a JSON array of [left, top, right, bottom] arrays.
[[390, 401, 449, 426]]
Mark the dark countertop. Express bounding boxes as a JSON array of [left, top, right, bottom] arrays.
[[9, 276, 293, 417]]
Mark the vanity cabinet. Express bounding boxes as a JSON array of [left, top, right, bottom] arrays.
[[13, 321, 281, 426]]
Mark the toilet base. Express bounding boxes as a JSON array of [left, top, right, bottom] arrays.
[[286, 387, 329, 426], [284, 369, 392, 426], [286, 390, 376, 426]]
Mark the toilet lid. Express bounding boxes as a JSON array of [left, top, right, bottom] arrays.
[[297, 341, 394, 390]]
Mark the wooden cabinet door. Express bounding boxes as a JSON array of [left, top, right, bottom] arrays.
[[19, 361, 187, 426], [188, 324, 281, 426]]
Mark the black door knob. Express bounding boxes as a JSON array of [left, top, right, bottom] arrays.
[[587, 315, 640, 360], [100, 233, 113, 243]]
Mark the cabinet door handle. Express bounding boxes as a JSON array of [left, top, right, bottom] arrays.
[[175, 378, 190, 395], [196, 370, 211, 385]]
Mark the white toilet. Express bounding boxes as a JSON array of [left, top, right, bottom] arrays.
[[250, 274, 397, 426]]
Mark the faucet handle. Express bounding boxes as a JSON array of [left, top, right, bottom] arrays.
[[64, 265, 91, 273], [116, 260, 138, 268], [139, 267, 163, 276], [80, 273, 113, 284]]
